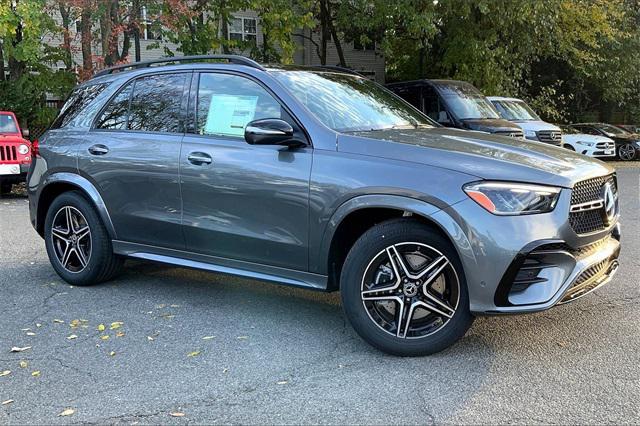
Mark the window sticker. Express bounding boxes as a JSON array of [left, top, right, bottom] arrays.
[[203, 94, 258, 136]]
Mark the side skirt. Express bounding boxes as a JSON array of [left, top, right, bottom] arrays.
[[112, 240, 329, 291]]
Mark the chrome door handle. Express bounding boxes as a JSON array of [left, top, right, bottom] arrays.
[[88, 144, 109, 155], [187, 152, 213, 165]]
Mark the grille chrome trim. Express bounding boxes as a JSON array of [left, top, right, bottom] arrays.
[[569, 199, 604, 213]]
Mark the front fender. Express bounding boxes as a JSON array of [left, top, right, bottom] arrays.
[[310, 194, 476, 275], [35, 172, 116, 239]]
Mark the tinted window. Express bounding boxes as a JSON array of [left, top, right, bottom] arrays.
[[196, 73, 284, 137], [273, 71, 435, 132], [128, 73, 187, 133], [0, 114, 18, 133], [492, 100, 540, 121], [50, 84, 107, 129], [96, 83, 133, 130]]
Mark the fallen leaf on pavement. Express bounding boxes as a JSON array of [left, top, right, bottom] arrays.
[[100, 335, 109, 341], [97, 324, 105, 332], [10, 346, 31, 353], [19, 361, 28, 369], [223, 368, 229, 373], [1, 400, 13, 405], [26, 332, 36, 336], [0, 370, 11, 377], [169, 412, 185, 417], [31, 371, 40, 377], [53, 319, 64, 324], [69, 319, 81, 328], [276, 380, 288, 385], [109, 351, 116, 357], [147, 336, 154, 341], [21, 328, 30, 331], [58, 408, 75, 417], [170, 304, 180, 308], [202, 336, 215, 340], [110, 322, 123, 330], [67, 334, 78, 340], [187, 351, 201, 357], [116, 331, 125, 338], [558, 341, 568, 347], [36, 323, 42, 328], [236, 336, 249, 340]]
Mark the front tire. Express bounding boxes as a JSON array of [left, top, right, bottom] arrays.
[[44, 191, 123, 286], [340, 218, 474, 356], [0, 182, 12, 195], [618, 143, 637, 161]]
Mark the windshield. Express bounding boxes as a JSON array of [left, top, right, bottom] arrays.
[[271, 71, 435, 132], [492, 100, 540, 121], [595, 123, 630, 136], [0, 114, 18, 133], [433, 82, 499, 120]]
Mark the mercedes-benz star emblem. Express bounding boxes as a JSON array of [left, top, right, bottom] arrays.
[[602, 182, 617, 223]]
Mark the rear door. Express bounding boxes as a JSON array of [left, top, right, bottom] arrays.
[[79, 72, 190, 249], [179, 71, 312, 270]]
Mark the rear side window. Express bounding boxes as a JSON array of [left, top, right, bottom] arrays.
[[50, 83, 107, 129], [128, 74, 187, 133], [95, 73, 187, 133], [96, 83, 133, 130]]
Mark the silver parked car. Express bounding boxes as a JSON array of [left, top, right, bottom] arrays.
[[28, 56, 621, 356]]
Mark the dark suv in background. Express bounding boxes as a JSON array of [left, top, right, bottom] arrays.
[[28, 56, 621, 356], [387, 79, 525, 138]]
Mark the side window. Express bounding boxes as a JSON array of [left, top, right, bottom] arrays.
[[50, 83, 107, 129], [196, 73, 285, 138], [96, 82, 133, 130], [128, 73, 188, 133], [422, 86, 440, 121]]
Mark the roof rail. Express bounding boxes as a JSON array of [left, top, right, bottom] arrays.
[[92, 55, 265, 78], [317, 65, 364, 77]]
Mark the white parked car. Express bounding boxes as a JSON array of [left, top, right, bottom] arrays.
[[487, 96, 562, 146], [559, 125, 616, 158]]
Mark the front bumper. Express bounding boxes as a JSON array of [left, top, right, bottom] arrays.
[[432, 186, 621, 315]]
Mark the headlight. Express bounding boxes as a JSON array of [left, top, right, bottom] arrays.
[[463, 182, 561, 215], [576, 140, 594, 147], [524, 129, 537, 139], [18, 144, 29, 155]]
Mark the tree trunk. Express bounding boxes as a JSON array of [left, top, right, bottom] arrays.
[[80, 1, 94, 78], [8, 22, 25, 80], [100, 1, 113, 66], [326, 1, 346, 67], [0, 42, 5, 82], [59, 2, 73, 70], [319, 0, 330, 65], [132, 0, 141, 61]]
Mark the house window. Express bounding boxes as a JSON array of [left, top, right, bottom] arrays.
[[142, 6, 162, 41], [229, 17, 257, 43], [354, 37, 376, 51]]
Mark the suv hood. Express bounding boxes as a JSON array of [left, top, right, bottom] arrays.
[[0, 134, 28, 144], [460, 118, 522, 133], [511, 120, 561, 132], [341, 127, 613, 188]]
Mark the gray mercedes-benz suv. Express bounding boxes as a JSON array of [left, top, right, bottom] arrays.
[[28, 55, 621, 356]]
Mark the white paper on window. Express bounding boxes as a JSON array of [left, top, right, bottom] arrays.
[[203, 94, 258, 136]]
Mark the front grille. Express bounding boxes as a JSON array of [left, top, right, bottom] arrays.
[[536, 130, 562, 145], [495, 130, 524, 139], [0, 144, 17, 162], [596, 142, 614, 150], [560, 258, 619, 303], [569, 174, 617, 235], [533, 236, 613, 259]]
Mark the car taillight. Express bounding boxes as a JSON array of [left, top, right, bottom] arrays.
[[31, 139, 39, 157]]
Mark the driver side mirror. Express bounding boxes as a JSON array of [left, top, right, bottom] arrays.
[[244, 119, 303, 147], [22, 128, 30, 139]]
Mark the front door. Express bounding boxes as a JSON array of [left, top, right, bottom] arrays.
[[180, 72, 312, 271], [79, 72, 190, 249]]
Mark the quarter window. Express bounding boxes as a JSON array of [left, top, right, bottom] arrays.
[[128, 73, 187, 133], [196, 73, 284, 138], [50, 83, 107, 129]]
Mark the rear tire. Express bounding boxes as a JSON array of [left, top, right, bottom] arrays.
[[0, 182, 12, 195], [44, 191, 123, 286], [340, 218, 474, 356]]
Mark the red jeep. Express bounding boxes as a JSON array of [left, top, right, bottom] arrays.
[[0, 111, 32, 195]]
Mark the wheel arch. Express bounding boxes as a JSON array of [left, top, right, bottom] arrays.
[[319, 195, 465, 291], [36, 173, 116, 239]]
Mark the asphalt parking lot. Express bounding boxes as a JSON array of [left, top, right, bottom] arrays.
[[0, 164, 638, 425]]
